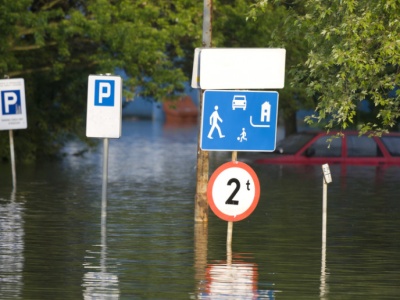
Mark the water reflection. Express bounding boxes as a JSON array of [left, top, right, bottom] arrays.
[[194, 222, 208, 295], [197, 254, 276, 299], [195, 212, 277, 299], [1, 120, 400, 299], [82, 197, 119, 299], [320, 238, 329, 300], [0, 189, 24, 299]]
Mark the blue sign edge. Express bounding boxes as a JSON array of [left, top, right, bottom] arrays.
[[200, 90, 279, 152]]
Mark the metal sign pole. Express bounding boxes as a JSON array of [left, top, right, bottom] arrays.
[[320, 164, 331, 298], [2, 75, 18, 189], [322, 177, 327, 245], [102, 138, 109, 218], [226, 151, 237, 257], [227, 220, 233, 265], [321, 163, 331, 246], [320, 177, 328, 298], [9, 129, 16, 189]]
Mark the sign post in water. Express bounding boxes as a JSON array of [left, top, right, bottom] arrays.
[[86, 74, 122, 208], [0, 77, 28, 189]]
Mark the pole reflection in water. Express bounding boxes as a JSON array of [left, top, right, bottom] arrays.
[[197, 234, 276, 299], [197, 254, 276, 299], [0, 189, 24, 299], [82, 195, 119, 299], [194, 222, 208, 293], [320, 236, 329, 300]]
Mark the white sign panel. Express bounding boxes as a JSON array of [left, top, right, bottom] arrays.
[[86, 75, 122, 138], [322, 163, 332, 184], [194, 48, 286, 89], [191, 48, 201, 88], [0, 78, 27, 130]]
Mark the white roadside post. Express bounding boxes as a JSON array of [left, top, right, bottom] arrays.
[[321, 163, 332, 298], [86, 74, 123, 212], [321, 163, 332, 245], [0, 77, 28, 189]]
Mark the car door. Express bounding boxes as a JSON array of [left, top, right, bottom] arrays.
[[301, 134, 344, 164], [344, 134, 386, 165]]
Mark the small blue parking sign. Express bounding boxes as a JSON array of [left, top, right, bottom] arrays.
[[201, 90, 279, 152], [1, 90, 21, 115], [0, 78, 27, 130], [94, 80, 115, 106]]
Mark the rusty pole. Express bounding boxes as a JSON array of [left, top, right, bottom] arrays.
[[194, 0, 212, 223]]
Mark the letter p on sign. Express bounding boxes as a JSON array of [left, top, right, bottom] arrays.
[[2, 91, 20, 114], [95, 80, 114, 106]]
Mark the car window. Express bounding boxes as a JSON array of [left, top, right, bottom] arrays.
[[347, 135, 382, 157], [305, 135, 342, 157], [381, 136, 400, 156], [276, 133, 316, 154]]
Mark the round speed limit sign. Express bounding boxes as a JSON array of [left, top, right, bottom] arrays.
[[207, 161, 260, 222]]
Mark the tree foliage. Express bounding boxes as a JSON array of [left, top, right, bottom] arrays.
[[214, 0, 310, 135], [246, 0, 310, 134], [252, 0, 400, 134], [0, 0, 202, 161]]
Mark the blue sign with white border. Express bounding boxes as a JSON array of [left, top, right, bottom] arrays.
[[0, 78, 27, 130], [200, 90, 279, 152]]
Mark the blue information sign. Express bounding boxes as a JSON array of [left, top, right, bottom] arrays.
[[201, 90, 279, 152]]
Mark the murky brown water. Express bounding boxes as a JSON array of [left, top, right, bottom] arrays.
[[1, 120, 400, 299]]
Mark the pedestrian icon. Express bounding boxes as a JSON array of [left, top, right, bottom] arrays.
[[237, 128, 247, 142], [207, 105, 225, 139]]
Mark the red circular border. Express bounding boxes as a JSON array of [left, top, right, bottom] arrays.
[[207, 161, 260, 222]]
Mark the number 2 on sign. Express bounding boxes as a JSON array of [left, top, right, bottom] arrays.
[[225, 178, 240, 205]]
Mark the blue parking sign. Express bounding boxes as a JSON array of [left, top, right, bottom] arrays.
[[94, 80, 115, 106], [200, 90, 279, 152], [1, 90, 22, 115]]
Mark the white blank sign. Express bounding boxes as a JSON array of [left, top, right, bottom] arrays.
[[194, 48, 286, 90]]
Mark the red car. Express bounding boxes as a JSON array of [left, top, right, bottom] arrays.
[[255, 131, 400, 165]]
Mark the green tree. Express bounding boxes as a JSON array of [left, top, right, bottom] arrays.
[[252, 0, 400, 134], [213, 0, 310, 135], [0, 0, 202, 162], [245, 0, 310, 134]]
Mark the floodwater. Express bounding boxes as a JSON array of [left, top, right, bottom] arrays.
[[1, 119, 400, 300]]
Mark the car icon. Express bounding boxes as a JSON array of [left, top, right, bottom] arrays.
[[232, 95, 246, 110]]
